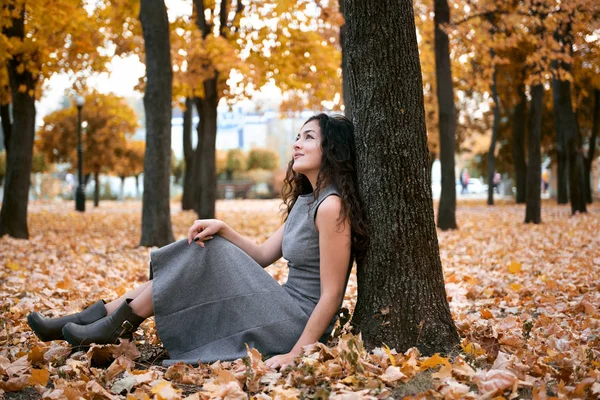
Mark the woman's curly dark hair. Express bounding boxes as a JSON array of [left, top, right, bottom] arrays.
[[281, 113, 369, 263]]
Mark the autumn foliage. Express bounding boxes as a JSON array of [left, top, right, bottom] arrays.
[[1, 200, 599, 398], [36, 93, 138, 178]]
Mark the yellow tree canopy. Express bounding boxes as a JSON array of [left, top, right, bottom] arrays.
[[0, 0, 112, 103], [143, 0, 343, 112], [112, 140, 145, 179], [36, 93, 139, 175]]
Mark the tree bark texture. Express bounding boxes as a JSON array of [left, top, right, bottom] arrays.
[[139, 0, 175, 247], [182, 97, 195, 210], [94, 171, 100, 207], [525, 84, 543, 224], [0, 7, 36, 239], [1, 103, 11, 152], [512, 85, 527, 204], [584, 89, 598, 203], [339, 0, 352, 120], [193, 79, 218, 219], [344, 0, 459, 355], [434, 0, 457, 230], [487, 58, 500, 206]]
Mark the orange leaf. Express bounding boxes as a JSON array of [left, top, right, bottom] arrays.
[[29, 368, 50, 386]]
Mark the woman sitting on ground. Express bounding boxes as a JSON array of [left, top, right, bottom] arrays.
[[27, 113, 368, 369]]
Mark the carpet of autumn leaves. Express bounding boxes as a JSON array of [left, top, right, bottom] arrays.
[[1, 199, 599, 399]]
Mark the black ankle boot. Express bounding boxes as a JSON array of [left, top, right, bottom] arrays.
[[27, 300, 107, 342], [62, 299, 145, 347]]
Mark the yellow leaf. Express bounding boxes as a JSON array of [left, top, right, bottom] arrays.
[[420, 353, 451, 370], [508, 262, 522, 274], [28, 368, 50, 386], [383, 344, 396, 366], [6, 261, 21, 271], [18, 84, 27, 93], [462, 341, 486, 357], [510, 283, 521, 291]]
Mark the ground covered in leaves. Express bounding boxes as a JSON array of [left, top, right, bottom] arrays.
[[1, 199, 599, 399]]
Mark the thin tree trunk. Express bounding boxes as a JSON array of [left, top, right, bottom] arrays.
[[487, 55, 500, 206], [190, 0, 223, 219], [584, 89, 598, 203], [135, 174, 140, 199], [525, 84, 543, 224], [119, 176, 126, 201], [1, 103, 11, 152], [569, 118, 587, 213], [434, 0, 457, 230], [513, 84, 527, 203], [0, 6, 36, 239], [94, 171, 100, 207], [339, 0, 351, 120], [182, 97, 195, 210], [552, 67, 569, 204], [552, 32, 585, 213], [193, 80, 218, 219], [345, 0, 459, 355], [139, 0, 174, 246]]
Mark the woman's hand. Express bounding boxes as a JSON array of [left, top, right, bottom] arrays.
[[187, 219, 224, 247], [264, 350, 301, 370]]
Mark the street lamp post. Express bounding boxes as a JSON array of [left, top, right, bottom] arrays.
[[75, 95, 85, 212]]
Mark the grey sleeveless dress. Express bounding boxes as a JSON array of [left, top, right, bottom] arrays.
[[150, 185, 344, 365]]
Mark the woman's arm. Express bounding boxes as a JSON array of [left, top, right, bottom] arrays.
[[266, 196, 351, 368], [188, 219, 284, 268]]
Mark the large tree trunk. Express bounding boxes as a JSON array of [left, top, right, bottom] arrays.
[[584, 89, 598, 203], [345, 0, 459, 354], [0, 7, 37, 239], [1, 103, 11, 152], [182, 97, 195, 210], [487, 59, 500, 206], [513, 84, 527, 204], [139, 0, 174, 247], [339, 0, 351, 119], [525, 84, 543, 224], [193, 79, 218, 219], [434, 0, 457, 230]]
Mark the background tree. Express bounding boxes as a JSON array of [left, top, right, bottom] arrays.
[[0, 0, 111, 238], [139, 0, 174, 247], [36, 93, 138, 206], [434, 0, 458, 229], [112, 140, 145, 200], [170, 1, 342, 218], [345, 0, 459, 354], [224, 149, 247, 181], [246, 148, 279, 171]]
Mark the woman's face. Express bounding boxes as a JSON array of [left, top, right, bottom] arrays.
[[292, 120, 323, 176]]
